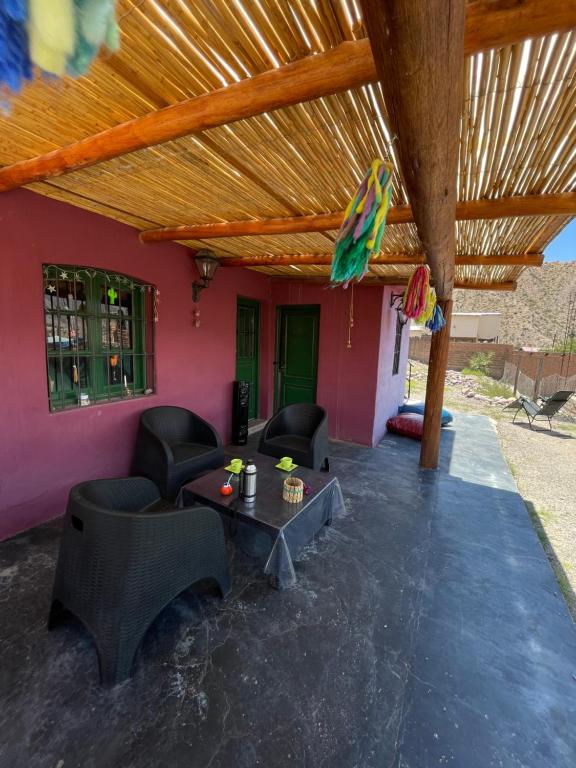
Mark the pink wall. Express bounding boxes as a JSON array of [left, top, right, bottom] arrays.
[[0, 190, 408, 540], [270, 283, 408, 446], [373, 288, 411, 445], [0, 190, 273, 539]]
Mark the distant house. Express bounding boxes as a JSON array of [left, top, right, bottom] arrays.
[[450, 312, 501, 342], [410, 312, 501, 342]]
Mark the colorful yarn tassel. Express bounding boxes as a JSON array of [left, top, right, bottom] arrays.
[[0, 0, 32, 95], [68, 0, 120, 77], [331, 159, 393, 284], [415, 286, 437, 324], [28, 0, 76, 76], [1, 0, 120, 96], [426, 303, 446, 332], [402, 266, 430, 318]]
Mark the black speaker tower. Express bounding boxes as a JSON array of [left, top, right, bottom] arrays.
[[232, 380, 250, 445]]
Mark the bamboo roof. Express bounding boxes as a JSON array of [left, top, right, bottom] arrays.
[[0, 0, 574, 288]]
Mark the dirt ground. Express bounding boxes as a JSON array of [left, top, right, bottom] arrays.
[[408, 361, 576, 621]]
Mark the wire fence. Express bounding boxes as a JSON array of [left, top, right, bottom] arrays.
[[500, 361, 576, 422]]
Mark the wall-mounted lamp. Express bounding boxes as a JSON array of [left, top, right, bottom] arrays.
[[390, 291, 409, 326], [192, 250, 219, 302]]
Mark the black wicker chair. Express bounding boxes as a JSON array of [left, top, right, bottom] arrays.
[[131, 406, 224, 501], [258, 403, 329, 471], [48, 477, 230, 685]]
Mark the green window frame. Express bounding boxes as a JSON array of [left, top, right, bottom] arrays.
[[44, 265, 156, 411]]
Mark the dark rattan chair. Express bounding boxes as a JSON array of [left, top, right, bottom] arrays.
[[258, 403, 329, 471], [48, 477, 230, 685], [132, 406, 224, 500]]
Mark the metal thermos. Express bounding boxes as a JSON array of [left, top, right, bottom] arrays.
[[240, 459, 257, 503]]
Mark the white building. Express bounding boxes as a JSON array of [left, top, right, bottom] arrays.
[[409, 312, 501, 341], [451, 312, 501, 341]]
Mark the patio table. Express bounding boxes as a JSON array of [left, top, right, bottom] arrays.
[[180, 455, 344, 588]]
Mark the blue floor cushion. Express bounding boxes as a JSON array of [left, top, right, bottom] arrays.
[[399, 402, 453, 426]]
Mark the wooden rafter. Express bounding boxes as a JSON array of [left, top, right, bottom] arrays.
[[268, 276, 517, 291], [219, 253, 543, 268], [140, 193, 576, 242], [0, 0, 573, 192]]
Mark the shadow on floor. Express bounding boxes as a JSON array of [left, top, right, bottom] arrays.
[[509, 421, 575, 439], [1, 414, 575, 768]]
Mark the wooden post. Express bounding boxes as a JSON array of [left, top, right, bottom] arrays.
[[533, 354, 546, 400], [513, 351, 522, 396], [420, 300, 453, 469]]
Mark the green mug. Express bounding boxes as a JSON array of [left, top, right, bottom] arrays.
[[279, 456, 293, 469], [230, 458, 242, 471]]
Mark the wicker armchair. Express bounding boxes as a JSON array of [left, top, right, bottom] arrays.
[[131, 406, 224, 500], [258, 403, 329, 471], [48, 477, 230, 685]]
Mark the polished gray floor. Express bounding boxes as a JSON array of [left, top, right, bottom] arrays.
[[1, 414, 575, 768]]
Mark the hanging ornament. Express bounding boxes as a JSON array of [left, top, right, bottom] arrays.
[[46, 284, 56, 293], [415, 286, 437, 324], [68, 0, 120, 77], [0, 0, 32, 102], [107, 287, 118, 304], [426, 303, 446, 333], [0, 0, 120, 99], [28, 0, 76, 77], [331, 159, 393, 284], [72, 363, 79, 384], [402, 266, 430, 318], [347, 282, 354, 349], [153, 288, 160, 323]]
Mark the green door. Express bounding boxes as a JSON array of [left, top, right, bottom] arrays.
[[236, 297, 260, 420], [275, 305, 320, 409]]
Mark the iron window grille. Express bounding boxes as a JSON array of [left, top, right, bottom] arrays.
[[43, 265, 156, 411]]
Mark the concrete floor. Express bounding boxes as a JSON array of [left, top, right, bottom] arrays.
[[1, 414, 575, 767]]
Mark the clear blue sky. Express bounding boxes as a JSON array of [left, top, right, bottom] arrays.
[[544, 219, 576, 262]]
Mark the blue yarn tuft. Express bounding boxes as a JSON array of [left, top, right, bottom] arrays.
[[425, 303, 446, 333], [3, 0, 28, 23], [0, 3, 32, 93]]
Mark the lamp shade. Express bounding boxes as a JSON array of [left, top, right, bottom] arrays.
[[194, 250, 219, 281]]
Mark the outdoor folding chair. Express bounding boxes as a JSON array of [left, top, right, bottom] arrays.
[[510, 390, 574, 430]]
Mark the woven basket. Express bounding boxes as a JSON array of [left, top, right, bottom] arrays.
[[283, 477, 304, 504]]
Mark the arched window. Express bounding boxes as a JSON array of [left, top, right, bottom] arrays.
[[43, 265, 156, 411]]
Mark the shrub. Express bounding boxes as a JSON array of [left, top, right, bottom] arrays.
[[478, 379, 513, 398], [467, 351, 494, 375]]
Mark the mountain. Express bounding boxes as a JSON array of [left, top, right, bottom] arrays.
[[452, 262, 576, 349]]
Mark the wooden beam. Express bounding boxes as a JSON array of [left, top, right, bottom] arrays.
[[420, 299, 453, 469], [0, 1, 574, 192], [0, 40, 375, 192], [267, 276, 517, 291], [141, 210, 347, 242], [219, 253, 542, 267], [361, 0, 466, 299], [140, 193, 576, 242], [464, 0, 576, 55]]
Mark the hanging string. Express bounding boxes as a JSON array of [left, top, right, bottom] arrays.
[[347, 282, 354, 349], [153, 288, 160, 323]]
